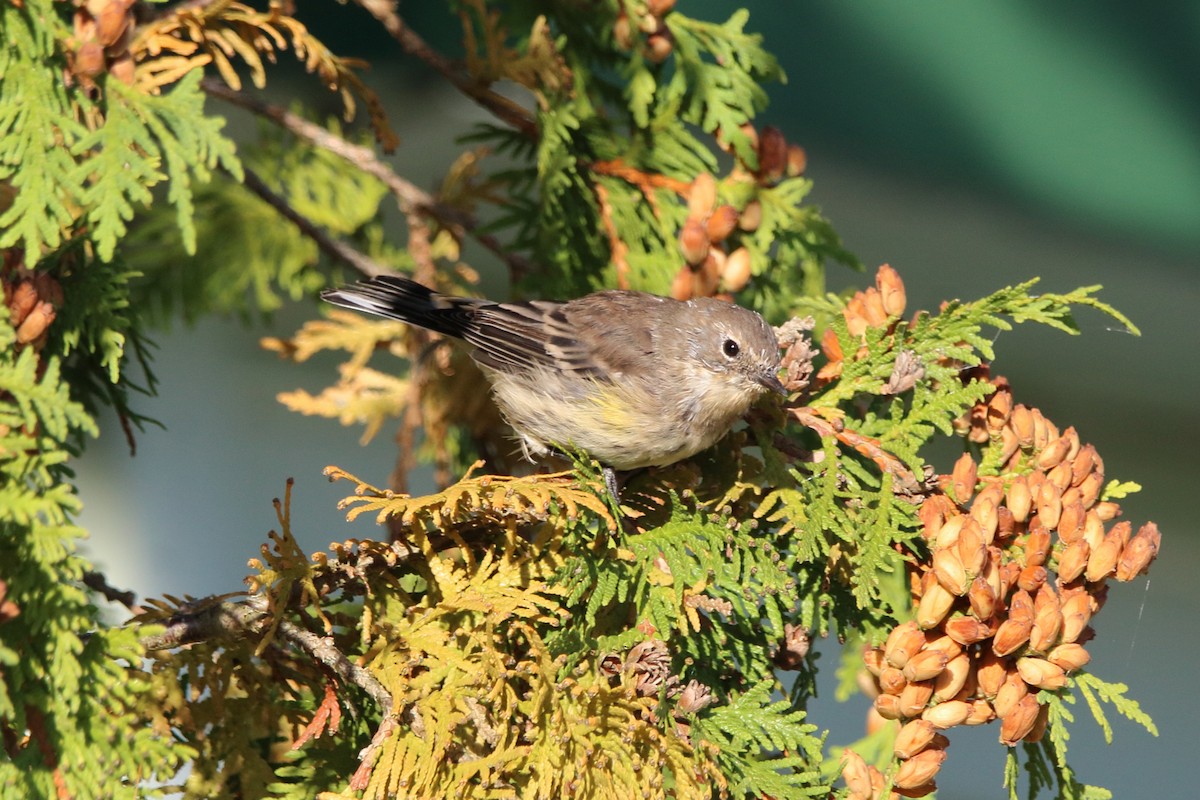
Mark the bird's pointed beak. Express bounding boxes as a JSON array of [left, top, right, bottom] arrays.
[[758, 371, 788, 397]]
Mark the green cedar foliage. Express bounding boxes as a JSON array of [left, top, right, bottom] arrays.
[[0, 2, 1161, 799]]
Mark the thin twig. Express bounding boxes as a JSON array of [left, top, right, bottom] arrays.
[[202, 79, 534, 280], [238, 166, 393, 278], [351, 0, 538, 139], [275, 619, 393, 714], [83, 570, 145, 615]]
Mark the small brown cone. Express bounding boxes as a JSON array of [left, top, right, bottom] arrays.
[[893, 748, 947, 790], [1115, 522, 1161, 581], [876, 263, 906, 317], [903, 649, 950, 683], [893, 719, 937, 759], [999, 694, 1041, 746], [1047, 642, 1091, 672], [922, 699, 971, 729], [1016, 657, 1068, 691], [884, 621, 926, 668], [950, 453, 977, 506]]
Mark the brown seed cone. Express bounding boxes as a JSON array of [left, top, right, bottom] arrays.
[[679, 218, 710, 265], [876, 263, 906, 318], [1010, 405, 1035, 449], [933, 548, 969, 596], [976, 651, 1007, 698], [1036, 480, 1063, 529], [688, 173, 717, 217], [693, 251, 723, 296], [921, 633, 963, 660], [899, 680, 935, 718], [1017, 564, 1047, 593], [1023, 526, 1052, 568], [738, 199, 762, 232], [933, 513, 965, 549], [1085, 532, 1123, 583], [971, 497, 999, 545], [999, 426, 1021, 466], [903, 650, 950, 683], [943, 616, 992, 646], [706, 204, 739, 242], [786, 143, 808, 177], [968, 575, 997, 621], [1057, 501, 1086, 544], [922, 699, 972, 729], [1025, 699, 1051, 743], [983, 546, 1005, 598], [644, 32, 674, 63], [7, 280, 37, 323], [1116, 522, 1161, 581], [1036, 435, 1071, 470], [894, 748, 947, 790], [1078, 471, 1104, 509], [1059, 590, 1094, 644], [986, 386, 1014, 433], [885, 621, 926, 668], [957, 519, 988, 575], [863, 647, 886, 677], [999, 694, 1041, 746], [874, 692, 903, 721], [916, 582, 957, 629], [15, 301, 56, 345], [1095, 500, 1121, 521], [841, 747, 873, 797], [895, 780, 938, 799], [1047, 460, 1074, 493], [862, 287, 889, 328], [998, 560, 1022, 597], [95, 1, 130, 47], [1006, 476, 1032, 523], [1028, 602, 1063, 654], [894, 719, 937, 759], [950, 453, 978, 506], [992, 617, 1033, 657], [932, 653, 971, 702], [879, 666, 907, 696], [993, 672, 1029, 719], [720, 246, 752, 292], [1055, 539, 1090, 584], [1047, 642, 1091, 672], [1081, 510, 1106, 549], [1016, 657, 1068, 690], [965, 698, 997, 726], [670, 266, 694, 300], [756, 125, 788, 182], [1069, 444, 1095, 487]]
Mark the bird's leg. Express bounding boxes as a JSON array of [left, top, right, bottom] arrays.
[[603, 466, 623, 508]]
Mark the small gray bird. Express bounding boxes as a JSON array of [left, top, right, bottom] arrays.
[[322, 276, 785, 495]]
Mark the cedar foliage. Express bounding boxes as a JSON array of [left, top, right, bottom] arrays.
[[0, 1, 1161, 799]]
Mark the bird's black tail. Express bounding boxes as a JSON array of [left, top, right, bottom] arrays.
[[320, 276, 484, 339]]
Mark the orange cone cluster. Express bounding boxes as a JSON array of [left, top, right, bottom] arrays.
[[670, 125, 808, 302], [670, 172, 755, 300], [3, 268, 62, 351], [67, 0, 138, 89], [845, 380, 1161, 798]]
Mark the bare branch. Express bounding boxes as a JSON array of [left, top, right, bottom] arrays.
[[238, 166, 393, 279], [202, 80, 535, 280], [350, 0, 538, 139]]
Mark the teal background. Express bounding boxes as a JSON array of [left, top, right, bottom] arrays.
[[76, 3, 1196, 797]]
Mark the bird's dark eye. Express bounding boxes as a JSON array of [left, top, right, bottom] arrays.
[[722, 338, 740, 358]]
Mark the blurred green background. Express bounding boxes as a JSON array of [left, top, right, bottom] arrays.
[[76, 2, 1196, 796]]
